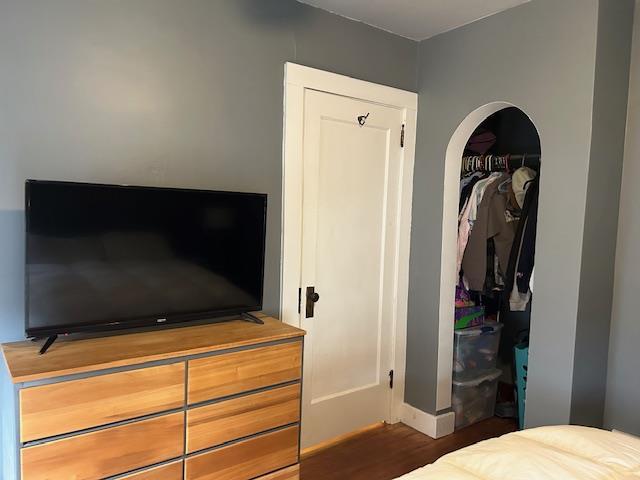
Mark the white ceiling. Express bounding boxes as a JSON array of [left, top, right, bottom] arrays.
[[297, 0, 531, 41]]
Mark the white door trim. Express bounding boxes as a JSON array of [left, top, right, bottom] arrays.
[[436, 101, 528, 411], [280, 62, 417, 424]]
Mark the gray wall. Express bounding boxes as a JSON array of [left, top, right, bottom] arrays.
[[0, 2, 417, 475], [571, 0, 635, 427], [0, 0, 417, 345], [406, 0, 628, 424], [605, 0, 640, 437]]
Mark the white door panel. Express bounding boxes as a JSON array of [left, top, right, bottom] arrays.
[[300, 90, 404, 447]]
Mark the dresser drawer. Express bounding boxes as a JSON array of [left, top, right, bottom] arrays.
[[187, 341, 302, 404], [187, 383, 300, 452], [119, 460, 183, 480], [257, 465, 300, 480], [21, 412, 184, 480], [20, 363, 185, 442], [185, 425, 299, 480]]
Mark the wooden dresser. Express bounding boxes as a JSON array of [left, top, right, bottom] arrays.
[[0, 315, 305, 480]]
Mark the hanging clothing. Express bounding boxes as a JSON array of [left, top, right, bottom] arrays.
[[503, 173, 539, 311], [505, 183, 522, 224], [483, 239, 506, 295], [459, 172, 485, 213], [469, 173, 501, 225], [462, 173, 516, 291], [509, 229, 532, 311], [512, 167, 537, 208], [456, 174, 501, 280], [460, 172, 484, 195], [516, 179, 539, 293]]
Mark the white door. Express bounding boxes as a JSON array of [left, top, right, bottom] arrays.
[[298, 89, 406, 448]]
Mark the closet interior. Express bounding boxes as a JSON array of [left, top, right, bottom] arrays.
[[452, 107, 541, 431]]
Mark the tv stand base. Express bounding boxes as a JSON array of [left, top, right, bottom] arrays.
[[241, 312, 265, 324], [39, 335, 58, 355]]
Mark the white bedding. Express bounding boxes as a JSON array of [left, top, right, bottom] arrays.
[[398, 426, 640, 479]]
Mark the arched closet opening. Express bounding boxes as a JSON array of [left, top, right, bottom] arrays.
[[452, 106, 540, 431]]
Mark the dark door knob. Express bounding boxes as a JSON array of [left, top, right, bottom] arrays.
[[305, 286, 320, 318]]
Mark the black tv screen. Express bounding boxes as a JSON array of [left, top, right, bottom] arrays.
[[25, 180, 267, 338]]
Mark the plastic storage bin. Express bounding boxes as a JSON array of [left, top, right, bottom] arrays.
[[453, 323, 503, 376], [452, 369, 501, 430]]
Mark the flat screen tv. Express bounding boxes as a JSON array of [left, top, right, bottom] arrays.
[[25, 180, 267, 341]]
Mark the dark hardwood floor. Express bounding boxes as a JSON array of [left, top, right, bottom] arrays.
[[300, 417, 517, 480]]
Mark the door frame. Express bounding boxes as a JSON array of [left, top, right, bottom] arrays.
[[280, 62, 418, 423], [437, 101, 541, 415]]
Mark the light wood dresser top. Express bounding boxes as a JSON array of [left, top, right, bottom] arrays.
[[1, 315, 305, 383]]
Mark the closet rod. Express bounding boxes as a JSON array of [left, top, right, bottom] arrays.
[[462, 153, 541, 173]]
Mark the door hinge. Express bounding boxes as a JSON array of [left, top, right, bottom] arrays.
[[400, 124, 405, 148], [389, 369, 394, 389], [298, 288, 302, 314]]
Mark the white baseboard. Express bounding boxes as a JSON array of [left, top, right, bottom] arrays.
[[401, 403, 455, 439]]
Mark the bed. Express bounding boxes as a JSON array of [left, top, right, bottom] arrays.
[[397, 425, 640, 479]]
